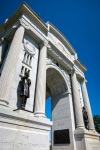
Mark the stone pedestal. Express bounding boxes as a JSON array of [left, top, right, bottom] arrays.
[[0, 107, 52, 150], [74, 128, 100, 150]]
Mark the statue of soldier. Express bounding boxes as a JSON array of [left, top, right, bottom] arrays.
[[20, 71, 31, 110], [82, 106, 89, 129]]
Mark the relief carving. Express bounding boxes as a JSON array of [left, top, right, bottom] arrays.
[[24, 40, 36, 56]]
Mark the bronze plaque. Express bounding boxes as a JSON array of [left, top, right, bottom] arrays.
[[54, 129, 70, 144]]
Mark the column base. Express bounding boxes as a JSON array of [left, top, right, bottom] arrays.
[[34, 111, 46, 118], [76, 125, 85, 129], [88, 127, 95, 131]]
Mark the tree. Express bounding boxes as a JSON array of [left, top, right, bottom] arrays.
[[93, 115, 100, 133]]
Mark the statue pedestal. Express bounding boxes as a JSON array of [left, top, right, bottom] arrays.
[[74, 128, 100, 150], [0, 107, 52, 150]]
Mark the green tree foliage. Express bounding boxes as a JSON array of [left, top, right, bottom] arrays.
[[93, 115, 100, 133], [50, 146, 52, 150]]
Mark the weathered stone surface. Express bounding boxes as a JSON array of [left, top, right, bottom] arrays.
[[75, 128, 100, 150]]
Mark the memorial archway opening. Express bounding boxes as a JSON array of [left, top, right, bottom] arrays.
[[46, 66, 72, 148]]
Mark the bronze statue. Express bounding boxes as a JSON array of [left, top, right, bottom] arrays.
[[82, 107, 89, 129], [20, 71, 31, 110]]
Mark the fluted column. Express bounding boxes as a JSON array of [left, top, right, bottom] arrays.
[[0, 38, 5, 63], [0, 25, 25, 107], [34, 42, 47, 117], [71, 70, 84, 128], [0, 41, 2, 63], [81, 79, 95, 130]]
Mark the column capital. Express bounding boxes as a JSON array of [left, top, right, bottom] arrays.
[[69, 67, 85, 81], [0, 37, 5, 44], [39, 39, 50, 49], [80, 77, 87, 83], [19, 18, 30, 30], [68, 68, 75, 75]]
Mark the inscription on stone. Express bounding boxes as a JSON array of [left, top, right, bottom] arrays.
[[54, 129, 70, 144], [0, 142, 47, 149]]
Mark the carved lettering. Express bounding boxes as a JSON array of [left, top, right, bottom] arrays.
[[0, 142, 47, 148]]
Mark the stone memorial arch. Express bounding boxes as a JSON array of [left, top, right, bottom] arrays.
[[0, 2, 100, 150]]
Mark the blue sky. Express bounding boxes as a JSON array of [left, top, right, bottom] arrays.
[[0, 0, 100, 117]]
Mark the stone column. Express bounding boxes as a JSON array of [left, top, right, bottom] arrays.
[[0, 38, 5, 63], [0, 25, 25, 107], [34, 42, 47, 117], [71, 70, 84, 128], [0, 40, 3, 63], [81, 79, 95, 130]]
